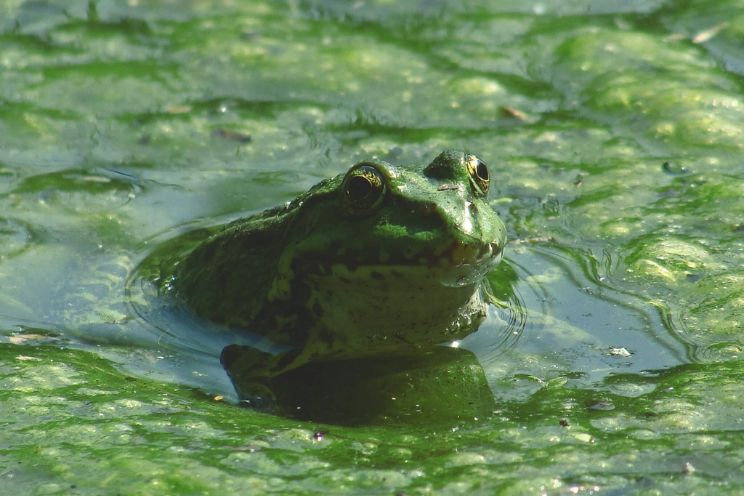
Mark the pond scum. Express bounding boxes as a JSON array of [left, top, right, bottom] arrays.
[[1, 0, 743, 494]]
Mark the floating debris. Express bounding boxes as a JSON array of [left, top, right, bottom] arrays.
[[164, 105, 193, 114], [608, 347, 632, 357], [15, 355, 41, 361], [500, 106, 530, 122], [692, 22, 728, 44]]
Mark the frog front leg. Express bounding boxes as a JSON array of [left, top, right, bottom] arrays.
[[220, 344, 304, 411]]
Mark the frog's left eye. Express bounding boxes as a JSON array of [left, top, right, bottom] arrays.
[[342, 164, 387, 214], [465, 155, 489, 196]]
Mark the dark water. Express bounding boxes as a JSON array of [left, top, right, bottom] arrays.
[[1, 0, 743, 493]]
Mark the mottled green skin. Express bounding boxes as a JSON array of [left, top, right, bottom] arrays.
[[171, 150, 506, 378]]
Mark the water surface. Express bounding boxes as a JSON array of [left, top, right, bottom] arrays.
[[1, 0, 744, 493]]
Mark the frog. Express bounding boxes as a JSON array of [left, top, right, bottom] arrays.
[[160, 150, 507, 398]]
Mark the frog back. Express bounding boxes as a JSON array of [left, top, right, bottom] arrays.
[[174, 209, 289, 331]]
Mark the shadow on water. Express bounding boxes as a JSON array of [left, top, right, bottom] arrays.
[[222, 345, 495, 425]]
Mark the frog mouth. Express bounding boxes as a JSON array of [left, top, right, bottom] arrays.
[[437, 240, 502, 287], [445, 240, 501, 267], [353, 240, 502, 287], [300, 240, 502, 288]]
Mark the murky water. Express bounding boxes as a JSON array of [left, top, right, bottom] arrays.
[[1, 0, 743, 493]]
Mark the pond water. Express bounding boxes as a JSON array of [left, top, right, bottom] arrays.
[[1, 0, 744, 493]]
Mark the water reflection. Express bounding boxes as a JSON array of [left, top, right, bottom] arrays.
[[476, 244, 691, 403], [222, 345, 495, 424]]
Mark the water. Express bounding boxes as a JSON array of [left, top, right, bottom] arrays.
[[1, 0, 744, 493]]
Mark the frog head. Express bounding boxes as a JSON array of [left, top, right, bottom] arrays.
[[272, 150, 507, 355]]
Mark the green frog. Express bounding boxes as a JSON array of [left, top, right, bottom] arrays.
[[162, 150, 506, 393]]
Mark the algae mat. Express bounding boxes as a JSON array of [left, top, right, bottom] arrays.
[[1, 0, 744, 494]]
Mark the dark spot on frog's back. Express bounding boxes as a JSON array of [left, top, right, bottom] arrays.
[[311, 301, 323, 317], [370, 270, 384, 280]]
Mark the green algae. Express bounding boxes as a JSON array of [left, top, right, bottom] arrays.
[[1, 0, 744, 493]]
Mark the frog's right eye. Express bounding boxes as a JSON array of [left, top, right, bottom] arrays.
[[342, 164, 386, 214], [465, 154, 490, 197]]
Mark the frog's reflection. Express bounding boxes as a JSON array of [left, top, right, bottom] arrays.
[[221, 344, 495, 425]]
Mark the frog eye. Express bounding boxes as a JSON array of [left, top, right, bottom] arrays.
[[465, 155, 490, 196], [342, 164, 387, 214]]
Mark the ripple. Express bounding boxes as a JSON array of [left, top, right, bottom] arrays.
[[14, 168, 143, 213], [0, 217, 37, 258], [475, 244, 691, 402]]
